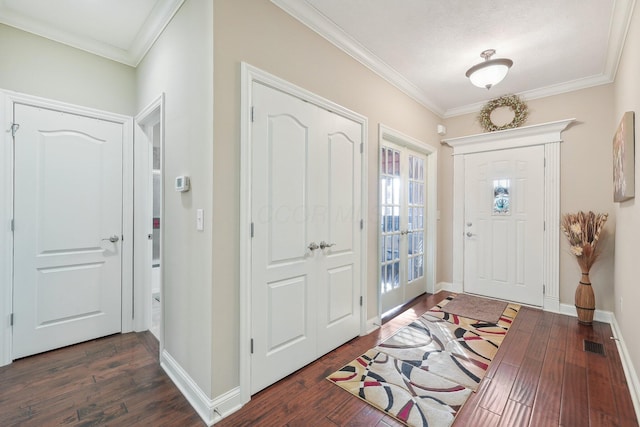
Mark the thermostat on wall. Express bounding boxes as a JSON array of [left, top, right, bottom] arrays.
[[175, 175, 190, 192]]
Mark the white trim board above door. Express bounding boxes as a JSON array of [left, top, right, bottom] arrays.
[[239, 63, 368, 405], [443, 119, 575, 312]]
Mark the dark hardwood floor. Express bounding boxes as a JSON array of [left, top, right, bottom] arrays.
[[0, 292, 637, 426], [0, 331, 203, 426], [218, 292, 639, 427]]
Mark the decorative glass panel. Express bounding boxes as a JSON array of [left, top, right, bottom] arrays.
[[493, 179, 511, 215]]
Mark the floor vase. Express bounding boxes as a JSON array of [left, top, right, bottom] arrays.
[[575, 271, 595, 325]]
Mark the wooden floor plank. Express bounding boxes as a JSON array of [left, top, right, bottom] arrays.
[[0, 294, 637, 427], [560, 363, 590, 427]]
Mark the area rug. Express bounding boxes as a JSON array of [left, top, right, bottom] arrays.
[[327, 294, 520, 427], [440, 293, 508, 324]]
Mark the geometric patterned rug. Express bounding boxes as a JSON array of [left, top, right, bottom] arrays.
[[327, 294, 520, 427]]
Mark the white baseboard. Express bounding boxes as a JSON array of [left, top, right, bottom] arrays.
[[160, 350, 216, 426], [436, 282, 454, 293], [610, 315, 640, 422], [366, 316, 381, 334], [558, 303, 613, 323], [210, 386, 244, 423], [161, 350, 244, 424]]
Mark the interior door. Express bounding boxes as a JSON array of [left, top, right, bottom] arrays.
[[12, 103, 123, 359], [250, 82, 361, 393], [464, 145, 544, 306], [380, 143, 427, 314], [315, 110, 361, 356]]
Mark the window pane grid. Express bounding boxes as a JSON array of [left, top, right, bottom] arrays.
[[380, 146, 402, 294]]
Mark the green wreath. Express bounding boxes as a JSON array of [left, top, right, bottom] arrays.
[[478, 94, 528, 132]]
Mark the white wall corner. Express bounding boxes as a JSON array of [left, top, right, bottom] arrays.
[[611, 315, 640, 422], [366, 316, 381, 334], [160, 350, 216, 426], [436, 282, 456, 293]]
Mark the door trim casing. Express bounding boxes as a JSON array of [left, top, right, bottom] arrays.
[[378, 124, 438, 317], [239, 63, 368, 405], [0, 89, 134, 367], [443, 119, 575, 312], [133, 93, 165, 345]]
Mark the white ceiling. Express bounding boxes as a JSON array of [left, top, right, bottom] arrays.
[[0, 0, 635, 116], [274, 0, 636, 117], [0, 0, 184, 66]]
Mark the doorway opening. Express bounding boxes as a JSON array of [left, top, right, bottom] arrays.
[[378, 125, 437, 319], [134, 94, 164, 342]]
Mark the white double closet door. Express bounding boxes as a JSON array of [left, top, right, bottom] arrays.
[[250, 83, 362, 393]]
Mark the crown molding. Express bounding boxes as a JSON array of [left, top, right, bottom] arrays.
[[443, 73, 613, 118], [0, 0, 184, 67], [273, 0, 635, 120], [605, 0, 637, 81], [271, 0, 445, 117]]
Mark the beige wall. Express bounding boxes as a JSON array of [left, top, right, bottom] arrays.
[[136, 0, 214, 396], [443, 85, 616, 311], [613, 0, 640, 397], [0, 24, 135, 115], [213, 0, 442, 396]]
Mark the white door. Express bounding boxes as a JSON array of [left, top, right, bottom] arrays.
[[464, 145, 544, 306], [380, 142, 427, 314], [12, 103, 123, 359], [251, 82, 361, 393]]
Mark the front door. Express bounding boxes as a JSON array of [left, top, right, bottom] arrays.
[[380, 142, 428, 314], [12, 103, 123, 359], [250, 82, 361, 393], [463, 145, 544, 306]]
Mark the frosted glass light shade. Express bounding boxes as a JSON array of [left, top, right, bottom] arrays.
[[466, 58, 513, 89]]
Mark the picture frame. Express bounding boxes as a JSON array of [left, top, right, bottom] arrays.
[[613, 111, 635, 202]]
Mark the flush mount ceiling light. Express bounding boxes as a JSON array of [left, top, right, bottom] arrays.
[[465, 49, 513, 90]]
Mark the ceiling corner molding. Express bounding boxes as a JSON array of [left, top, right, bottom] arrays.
[[271, 0, 445, 117], [130, 0, 185, 67], [443, 73, 614, 118], [0, 7, 132, 65], [604, 0, 637, 81], [0, 0, 184, 67]]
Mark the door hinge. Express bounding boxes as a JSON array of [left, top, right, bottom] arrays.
[[10, 219, 14, 232], [250, 338, 254, 354], [10, 313, 13, 326], [251, 107, 255, 123], [544, 221, 546, 231], [360, 219, 364, 230], [359, 296, 363, 307], [543, 285, 546, 295], [544, 157, 547, 167], [251, 222, 254, 238], [10, 123, 20, 137], [360, 143, 363, 154]]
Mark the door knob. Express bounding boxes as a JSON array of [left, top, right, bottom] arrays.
[[319, 241, 336, 250], [308, 242, 319, 251], [102, 235, 120, 243]]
